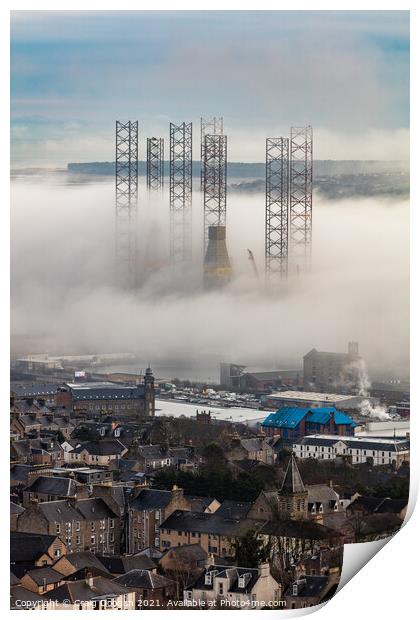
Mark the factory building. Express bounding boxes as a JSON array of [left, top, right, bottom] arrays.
[[303, 342, 362, 392], [262, 391, 363, 413], [220, 363, 301, 392]]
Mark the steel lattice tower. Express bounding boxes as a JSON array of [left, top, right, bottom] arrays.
[[169, 122, 192, 263], [265, 138, 289, 280], [146, 137, 164, 190], [289, 125, 313, 267], [201, 117, 223, 190], [203, 134, 227, 249], [115, 120, 138, 287]]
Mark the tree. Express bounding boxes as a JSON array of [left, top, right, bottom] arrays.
[[233, 529, 271, 568], [201, 443, 226, 468]]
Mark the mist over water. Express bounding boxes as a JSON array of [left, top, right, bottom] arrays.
[[11, 172, 409, 381]]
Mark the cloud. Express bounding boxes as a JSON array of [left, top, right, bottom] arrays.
[[10, 10, 409, 165]]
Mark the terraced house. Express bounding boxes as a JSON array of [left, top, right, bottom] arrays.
[[128, 487, 191, 554], [293, 435, 410, 467], [16, 498, 122, 555]]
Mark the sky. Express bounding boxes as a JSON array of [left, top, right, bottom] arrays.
[[10, 10, 410, 166]]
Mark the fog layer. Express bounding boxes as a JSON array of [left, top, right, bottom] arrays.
[[11, 174, 409, 380]]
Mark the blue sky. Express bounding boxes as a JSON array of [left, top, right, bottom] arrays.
[[11, 10, 410, 166]]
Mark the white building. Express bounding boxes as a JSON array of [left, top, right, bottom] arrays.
[[184, 561, 282, 610], [293, 435, 409, 468]]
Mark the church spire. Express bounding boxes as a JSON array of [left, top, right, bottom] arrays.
[[279, 454, 306, 496]]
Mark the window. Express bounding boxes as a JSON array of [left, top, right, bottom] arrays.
[[76, 535, 81, 545], [91, 535, 96, 544], [218, 583, 224, 595], [76, 521, 80, 531], [99, 534, 104, 543], [185, 591, 192, 600], [110, 533, 114, 543], [55, 523, 60, 534], [54, 549, 61, 558], [91, 522, 95, 531]]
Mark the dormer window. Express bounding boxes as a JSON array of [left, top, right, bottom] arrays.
[[238, 573, 251, 589], [204, 573, 213, 586], [293, 584, 298, 596]]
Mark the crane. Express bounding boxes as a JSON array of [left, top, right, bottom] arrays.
[[247, 249, 259, 281]]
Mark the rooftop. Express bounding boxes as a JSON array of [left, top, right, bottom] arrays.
[[160, 510, 261, 537], [114, 569, 174, 590], [262, 407, 357, 430], [295, 434, 410, 452], [268, 391, 360, 403]]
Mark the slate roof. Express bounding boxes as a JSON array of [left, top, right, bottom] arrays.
[[54, 552, 111, 574], [284, 575, 329, 598], [215, 500, 252, 520], [11, 383, 62, 398], [160, 543, 208, 564], [10, 501, 25, 515], [25, 476, 77, 497], [137, 445, 167, 460], [10, 585, 44, 608], [260, 520, 341, 540], [10, 532, 58, 563], [10, 464, 32, 483], [280, 455, 306, 495], [16, 415, 42, 427], [64, 566, 112, 581], [307, 484, 339, 505], [10, 571, 20, 586], [70, 384, 145, 402], [42, 577, 132, 603], [134, 547, 163, 560], [25, 567, 64, 586], [160, 510, 261, 537], [75, 498, 118, 520], [114, 569, 174, 590], [70, 440, 127, 456], [36, 500, 81, 522], [262, 407, 356, 430], [96, 555, 156, 574], [130, 489, 172, 511], [347, 496, 407, 514]]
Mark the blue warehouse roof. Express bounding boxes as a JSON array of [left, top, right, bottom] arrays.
[[262, 407, 356, 430]]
